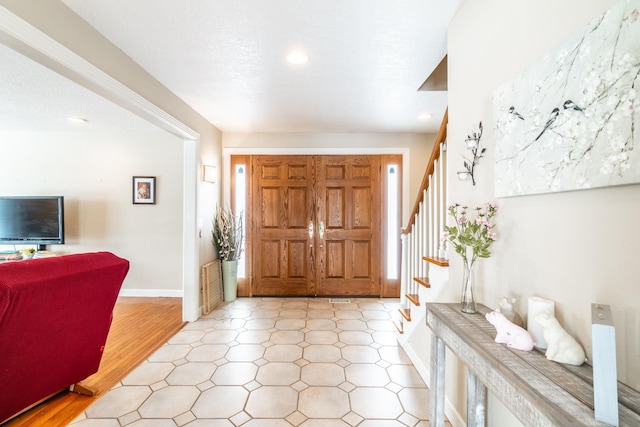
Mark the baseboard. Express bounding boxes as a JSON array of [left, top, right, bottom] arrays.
[[445, 399, 465, 427], [401, 340, 430, 383], [119, 289, 183, 298]]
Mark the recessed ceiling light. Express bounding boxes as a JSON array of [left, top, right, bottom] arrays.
[[287, 51, 308, 65], [417, 113, 433, 120], [67, 116, 88, 123]]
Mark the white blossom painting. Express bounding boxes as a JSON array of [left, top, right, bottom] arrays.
[[493, 0, 640, 197]]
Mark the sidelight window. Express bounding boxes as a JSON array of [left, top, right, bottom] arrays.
[[386, 164, 399, 280], [234, 164, 246, 279]]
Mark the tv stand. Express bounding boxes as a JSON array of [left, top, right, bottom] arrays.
[[37, 244, 47, 252]]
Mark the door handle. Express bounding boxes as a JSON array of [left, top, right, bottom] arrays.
[[319, 221, 325, 240], [308, 221, 314, 239]]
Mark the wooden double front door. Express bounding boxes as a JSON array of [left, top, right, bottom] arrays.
[[251, 155, 383, 297]]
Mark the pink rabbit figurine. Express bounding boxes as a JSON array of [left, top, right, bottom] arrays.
[[486, 310, 535, 351]]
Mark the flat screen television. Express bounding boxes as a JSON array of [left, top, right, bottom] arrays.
[[0, 196, 65, 249]]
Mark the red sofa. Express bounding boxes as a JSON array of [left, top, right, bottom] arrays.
[[0, 252, 129, 424]]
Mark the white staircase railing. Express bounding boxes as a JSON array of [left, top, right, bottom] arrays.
[[395, 109, 449, 339]]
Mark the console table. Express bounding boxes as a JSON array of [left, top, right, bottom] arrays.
[[426, 303, 640, 427]]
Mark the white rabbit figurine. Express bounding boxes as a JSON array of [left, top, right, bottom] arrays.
[[497, 296, 523, 327], [535, 312, 586, 366]]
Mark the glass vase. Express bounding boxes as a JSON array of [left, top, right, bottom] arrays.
[[461, 258, 476, 314]]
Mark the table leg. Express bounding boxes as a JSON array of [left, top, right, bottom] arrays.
[[467, 369, 487, 427], [430, 332, 446, 427]]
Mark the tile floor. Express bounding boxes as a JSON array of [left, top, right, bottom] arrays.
[[72, 297, 449, 427]]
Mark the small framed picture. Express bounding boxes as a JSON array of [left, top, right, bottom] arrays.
[[133, 176, 156, 204]]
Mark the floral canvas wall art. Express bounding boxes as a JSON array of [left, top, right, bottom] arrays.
[[493, 0, 640, 197]]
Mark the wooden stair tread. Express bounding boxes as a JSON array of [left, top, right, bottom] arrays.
[[406, 293, 420, 306], [398, 308, 411, 322], [393, 319, 404, 334], [413, 276, 430, 288], [423, 256, 449, 267]]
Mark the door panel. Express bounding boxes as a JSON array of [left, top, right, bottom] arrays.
[[316, 156, 381, 296], [252, 156, 315, 295]]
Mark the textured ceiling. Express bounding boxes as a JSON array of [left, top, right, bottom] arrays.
[[0, 42, 161, 132], [2, 1, 462, 133]]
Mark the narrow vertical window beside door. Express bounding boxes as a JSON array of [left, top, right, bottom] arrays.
[[235, 164, 247, 279], [386, 164, 399, 280]]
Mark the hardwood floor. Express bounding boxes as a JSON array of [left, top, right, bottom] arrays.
[[3, 297, 185, 427]]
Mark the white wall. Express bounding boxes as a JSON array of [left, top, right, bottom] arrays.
[[0, 131, 185, 293], [223, 132, 436, 224], [445, 0, 640, 424], [198, 136, 222, 266]]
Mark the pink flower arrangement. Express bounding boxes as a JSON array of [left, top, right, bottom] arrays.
[[443, 202, 497, 264]]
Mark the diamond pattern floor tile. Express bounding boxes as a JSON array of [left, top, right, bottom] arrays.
[[71, 297, 438, 426]]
